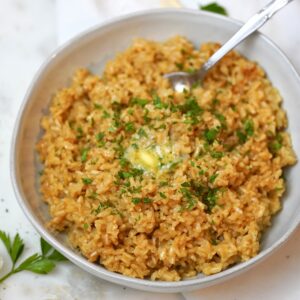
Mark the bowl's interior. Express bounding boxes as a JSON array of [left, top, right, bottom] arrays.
[[13, 9, 300, 292]]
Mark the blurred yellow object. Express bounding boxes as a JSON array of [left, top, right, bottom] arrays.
[[160, 0, 182, 8]]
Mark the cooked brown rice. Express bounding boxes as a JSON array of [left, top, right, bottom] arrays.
[[37, 36, 296, 281]]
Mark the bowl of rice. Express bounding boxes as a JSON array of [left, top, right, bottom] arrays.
[[11, 8, 300, 292]]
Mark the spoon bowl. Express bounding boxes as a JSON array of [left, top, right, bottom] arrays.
[[165, 0, 294, 92]]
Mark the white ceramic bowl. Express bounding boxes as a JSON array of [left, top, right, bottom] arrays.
[[11, 8, 300, 293]]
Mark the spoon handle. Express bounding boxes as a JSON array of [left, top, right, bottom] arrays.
[[200, 0, 294, 72]]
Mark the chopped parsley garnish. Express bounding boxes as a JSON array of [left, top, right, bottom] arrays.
[[82, 177, 93, 185], [237, 130, 247, 144], [269, 133, 283, 154], [124, 122, 136, 133], [83, 223, 89, 230], [237, 119, 255, 144], [118, 168, 144, 180], [131, 143, 139, 149], [81, 148, 89, 162], [132, 198, 141, 204], [96, 132, 105, 142], [102, 110, 111, 119], [203, 188, 218, 212], [76, 127, 84, 139], [215, 113, 227, 128], [175, 62, 184, 70], [131, 197, 152, 205], [142, 197, 152, 204], [244, 119, 254, 137], [180, 187, 197, 210], [88, 191, 98, 199], [212, 98, 220, 106], [198, 169, 205, 175], [92, 202, 112, 214], [209, 173, 218, 184], [200, 2, 228, 16], [130, 98, 149, 107], [179, 97, 203, 124], [159, 181, 168, 187], [159, 192, 167, 199], [210, 151, 224, 159], [181, 182, 191, 187], [137, 127, 148, 138], [204, 128, 219, 144], [94, 103, 102, 109], [153, 94, 168, 109], [119, 157, 129, 168]]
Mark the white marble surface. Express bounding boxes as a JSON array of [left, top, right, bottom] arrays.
[[0, 0, 300, 299]]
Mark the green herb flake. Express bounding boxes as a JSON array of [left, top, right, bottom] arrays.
[[203, 188, 218, 212], [76, 127, 84, 139], [175, 62, 184, 70], [210, 151, 224, 159], [131, 98, 149, 108], [82, 177, 93, 185], [198, 169, 205, 176], [83, 223, 89, 230], [102, 110, 111, 119], [81, 148, 89, 162], [137, 127, 148, 138], [124, 122, 136, 133], [119, 157, 129, 168], [237, 130, 247, 144], [200, 2, 228, 16], [132, 197, 141, 205], [269, 133, 283, 154], [215, 113, 226, 125], [180, 187, 197, 210], [153, 94, 168, 109], [244, 119, 254, 136], [96, 132, 105, 142], [94, 103, 102, 109], [204, 128, 219, 144], [159, 192, 167, 199], [212, 98, 220, 106], [93, 202, 112, 214], [159, 181, 168, 187], [143, 197, 152, 204], [209, 173, 218, 184], [88, 191, 98, 199]]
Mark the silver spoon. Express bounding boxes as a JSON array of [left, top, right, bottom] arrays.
[[165, 0, 294, 92]]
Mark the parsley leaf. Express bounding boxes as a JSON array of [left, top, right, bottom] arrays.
[[137, 127, 148, 138], [0, 232, 67, 284], [203, 188, 219, 212], [81, 148, 89, 162], [204, 128, 219, 144], [153, 94, 168, 109], [269, 133, 283, 154], [209, 173, 218, 184], [244, 119, 254, 136], [130, 98, 149, 107], [82, 177, 93, 185], [132, 197, 152, 204], [124, 122, 136, 133], [200, 2, 228, 16]]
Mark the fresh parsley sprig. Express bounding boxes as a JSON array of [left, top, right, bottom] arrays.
[[0, 231, 67, 284], [200, 2, 228, 16]]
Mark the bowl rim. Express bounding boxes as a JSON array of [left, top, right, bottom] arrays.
[[10, 7, 300, 291]]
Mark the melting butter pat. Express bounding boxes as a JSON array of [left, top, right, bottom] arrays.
[[128, 148, 159, 171]]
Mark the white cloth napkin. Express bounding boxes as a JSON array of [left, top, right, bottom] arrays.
[[55, 1, 300, 299]]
